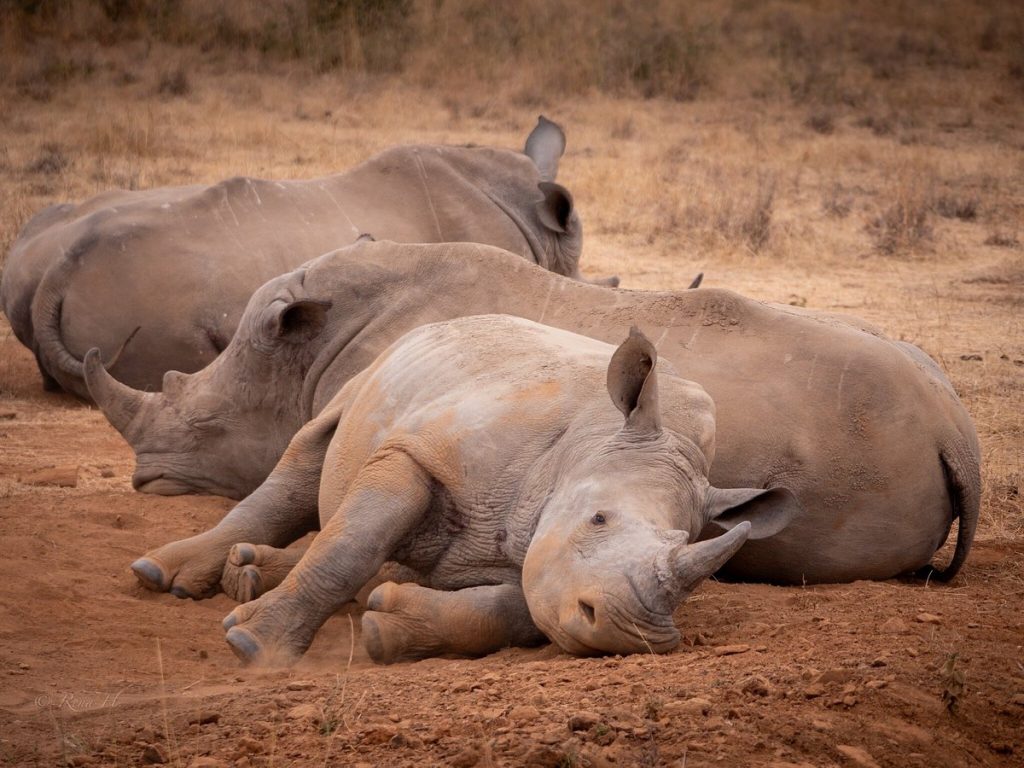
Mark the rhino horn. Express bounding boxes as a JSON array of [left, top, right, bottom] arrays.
[[661, 522, 751, 605], [83, 348, 150, 435]]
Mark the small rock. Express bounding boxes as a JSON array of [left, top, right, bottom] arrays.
[[186, 759, 229, 768], [389, 731, 423, 749], [990, 741, 1014, 755], [676, 697, 713, 716], [865, 680, 887, 690], [508, 704, 541, 723], [740, 675, 772, 697], [568, 711, 601, 731], [234, 737, 262, 756], [1010, 693, 1024, 706], [187, 710, 220, 726], [817, 669, 854, 684], [713, 644, 750, 656], [870, 658, 887, 667], [449, 745, 481, 768], [959, 353, 982, 361], [915, 612, 942, 625], [835, 744, 880, 768], [804, 683, 826, 699], [286, 703, 321, 723], [141, 744, 167, 764], [879, 617, 909, 634], [100, 468, 115, 478], [0, 411, 15, 420], [967, 622, 980, 629], [286, 679, 315, 691], [19, 465, 79, 488], [842, 694, 858, 707], [18, 662, 29, 670]]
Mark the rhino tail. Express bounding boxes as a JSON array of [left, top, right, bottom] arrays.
[[916, 439, 981, 582]]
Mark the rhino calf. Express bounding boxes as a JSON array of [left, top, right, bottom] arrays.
[[207, 315, 798, 665]]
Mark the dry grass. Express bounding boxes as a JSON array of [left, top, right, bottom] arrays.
[[0, 0, 1021, 544]]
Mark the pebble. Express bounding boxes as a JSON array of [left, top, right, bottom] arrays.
[[713, 644, 750, 656], [804, 683, 826, 699], [740, 675, 773, 697], [19, 465, 79, 488], [674, 697, 713, 716], [141, 744, 167, 764], [915, 612, 942, 625], [835, 744, 880, 767], [286, 703, 321, 723], [817, 669, 854, 684], [568, 711, 601, 731], [508, 704, 541, 723], [286, 679, 315, 691]]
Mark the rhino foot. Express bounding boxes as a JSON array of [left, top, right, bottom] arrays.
[[130, 535, 232, 599], [220, 543, 305, 603], [362, 582, 449, 665], [222, 590, 316, 666]]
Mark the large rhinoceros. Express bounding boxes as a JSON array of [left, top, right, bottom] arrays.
[[1, 117, 595, 400], [84, 240, 980, 589], [215, 315, 800, 664]]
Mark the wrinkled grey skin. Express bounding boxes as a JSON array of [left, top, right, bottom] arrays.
[[87, 240, 980, 590], [214, 316, 800, 665], [2, 116, 599, 400]]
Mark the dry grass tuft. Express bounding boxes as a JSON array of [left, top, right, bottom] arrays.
[[26, 143, 71, 176]]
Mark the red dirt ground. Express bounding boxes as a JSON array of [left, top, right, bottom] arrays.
[[0, 313, 1022, 768]]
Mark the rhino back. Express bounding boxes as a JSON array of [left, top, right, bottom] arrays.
[[297, 243, 976, 583]]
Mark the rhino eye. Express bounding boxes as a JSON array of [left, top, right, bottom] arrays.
[[591, 512, 607, 525]]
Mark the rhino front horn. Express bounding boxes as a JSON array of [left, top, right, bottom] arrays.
[[83, 348, 149, 435], [663, 521, 751, 604]]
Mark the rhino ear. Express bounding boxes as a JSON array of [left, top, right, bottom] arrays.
[[703, 486, 800, 541], [607, 326, 661, 435], [536, 182, 574, 234], [524, 115, 566, 182], [271, 299, 332, 344]]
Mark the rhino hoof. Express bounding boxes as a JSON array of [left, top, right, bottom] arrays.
[[361, 612, 395, 665], [228, 543, 257, 566], [225, 626, 262, 664], [131, 558, 170, 592]]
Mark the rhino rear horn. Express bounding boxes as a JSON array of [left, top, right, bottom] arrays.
[[606, 326, 661, 435], [84, 348, 150, 435], [524, 115, 566, 182]]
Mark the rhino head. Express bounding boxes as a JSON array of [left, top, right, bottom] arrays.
[[84, 270, 333, 500], [522, 328, 798, 655]]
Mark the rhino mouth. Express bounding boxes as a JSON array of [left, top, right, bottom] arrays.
[[546, 591, 680, 656], [131, 467, 230, 497]]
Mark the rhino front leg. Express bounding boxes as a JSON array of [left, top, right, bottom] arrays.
[[223, 449, 433, 666], [131, 404, 339, 598], [362, 582, 544, 664], [220, 542, 310, 603]]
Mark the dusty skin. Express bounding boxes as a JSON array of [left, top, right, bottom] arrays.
[[2, 10, 1024, 767]]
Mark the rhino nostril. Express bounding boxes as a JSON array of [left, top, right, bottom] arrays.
[[579, 600, 596, 625]]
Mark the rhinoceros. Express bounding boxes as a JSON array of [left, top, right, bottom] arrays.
[[84, 240, 980, 590], [1, 117, 597, 400], [213, 315, 800, 664]]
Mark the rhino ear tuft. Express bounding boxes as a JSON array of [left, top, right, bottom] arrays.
[[536, 181, 574, 234], [607, 326, 661, 434], [275, 299, 332, 344], [703, 486, 800, 541], [524, 115, 566, 182]]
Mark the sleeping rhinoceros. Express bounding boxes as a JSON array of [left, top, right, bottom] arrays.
[[2, 117, 599, 400], [85, 240, 979, 588], [216, 315, 800, 664]]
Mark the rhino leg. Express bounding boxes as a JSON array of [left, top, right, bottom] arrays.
[[222, 449, 434, 666], [220, 543, 309, 603], [362, 582, 544, 664], [131, 405, 336, 598]]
